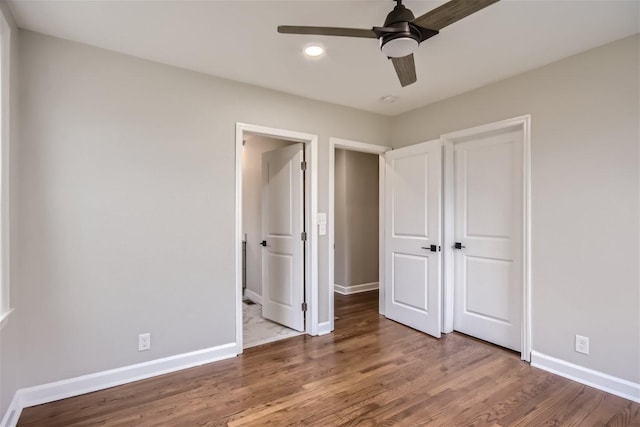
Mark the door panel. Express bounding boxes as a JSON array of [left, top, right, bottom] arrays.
[[453, 130, 523, 351], [385, 140, 441, 337], [392, 155, 429, 237], [261, 143, 304, 332], [465, 256, 511, 322], [393, 253, 428, 310], [465, 142, 514, 238], [267, 253, 293, 306]]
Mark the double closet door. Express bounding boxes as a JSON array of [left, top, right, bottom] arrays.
[[384, 128, 524, 353]]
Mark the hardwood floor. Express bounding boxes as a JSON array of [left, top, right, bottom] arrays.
[[18, 291, 640, 426]]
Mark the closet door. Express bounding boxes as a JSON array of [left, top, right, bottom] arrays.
[[453, 129, 523, 351]]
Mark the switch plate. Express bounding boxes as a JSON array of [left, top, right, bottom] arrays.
[[319, 224, 327, 235], [575, 335, 589, 355], [139, 333, 151, 351], [317, 212, 327, 225]]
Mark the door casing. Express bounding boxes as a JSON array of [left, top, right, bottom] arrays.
[[235, 123, 319, 354], [441, 115, 532, 361]]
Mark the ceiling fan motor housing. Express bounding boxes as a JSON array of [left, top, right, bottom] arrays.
[[380, 1, 421, 58], [384, 1, 416, 26]]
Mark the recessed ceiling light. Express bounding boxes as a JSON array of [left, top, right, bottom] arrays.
[[380, 95, 398, 103], [304, 45, 325, 57]]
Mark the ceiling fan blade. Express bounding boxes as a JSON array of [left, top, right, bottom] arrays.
[[413, 0, 500, 31], [392, 54, 417, 87], [278, 26, 377, 39]]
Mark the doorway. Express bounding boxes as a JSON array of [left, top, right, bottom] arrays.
[[333, 148, 379, 324], [241, 135, 303, 348], [328, 138, 390, 332], [235, 123, 319, 354]]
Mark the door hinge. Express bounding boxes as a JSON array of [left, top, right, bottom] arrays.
[[301, 161, 307, 171], [301, 302, 308, 312], [301, 231, 307, 241]]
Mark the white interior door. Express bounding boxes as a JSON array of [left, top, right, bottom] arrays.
[[385, 140, 442, 337], [261, 143, 304, 332], [453, 129, 523, 351]]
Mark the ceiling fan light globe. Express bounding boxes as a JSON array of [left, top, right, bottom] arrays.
[[381, 37, 419, 58]]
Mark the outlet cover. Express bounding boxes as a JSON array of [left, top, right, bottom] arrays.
[[575, 335, 589, 355], [138, 333, 151, 351]]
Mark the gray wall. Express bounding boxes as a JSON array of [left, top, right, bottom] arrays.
[[0, 0, 19, 419], [391, 35, 640, 384], [241, 135, 293, 299], [334, 149, 379, 287], [14, 30, 391, 388]]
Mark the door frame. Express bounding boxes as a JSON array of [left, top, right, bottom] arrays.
[[328, 138, 390, 332], [235, 123, 319, 354], [441, 115, 532, 361]]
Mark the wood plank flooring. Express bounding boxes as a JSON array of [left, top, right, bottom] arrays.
[[18, 291, 640, 426]]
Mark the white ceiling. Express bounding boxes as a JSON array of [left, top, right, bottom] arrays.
[[7, 0, 639, 116]]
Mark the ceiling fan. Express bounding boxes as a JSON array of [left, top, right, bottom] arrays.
[[278, 0, 500, 87]]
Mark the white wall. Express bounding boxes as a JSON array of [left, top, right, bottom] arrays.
[[13, 30, 391, 390], [241, 135, 293, 300], [0, 0, 19, 419], [334, 149, 379, 288], [392, 35, 640, 384]]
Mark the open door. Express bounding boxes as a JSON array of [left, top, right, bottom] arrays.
[[385, 140, 442, 337], [261, 143, 305, 332]]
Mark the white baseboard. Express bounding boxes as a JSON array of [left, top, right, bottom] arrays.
[[243, 289, 262, 305], [1, 392, 21, 427], [317, 321, 332, 336], [531, 351, 640, 403], [334, 282, 379, 295], [2, 342, 237, 426]]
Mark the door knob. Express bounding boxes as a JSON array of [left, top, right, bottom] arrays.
[[260, 240, 268, 247], [421, 245, 440, 252], [453, 242, 466, 249]]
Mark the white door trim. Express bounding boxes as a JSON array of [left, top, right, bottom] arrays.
[[235, 123, 319, 354], [329, 138, 390, 331], [441, 115, 532, 361]]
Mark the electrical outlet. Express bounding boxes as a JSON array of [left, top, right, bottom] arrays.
[[575, 335, 589, 355], [138, 333, 151, 351]]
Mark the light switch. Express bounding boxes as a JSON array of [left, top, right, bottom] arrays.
[[319, 224, 327, 236], [317, 212, 327, 225]]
